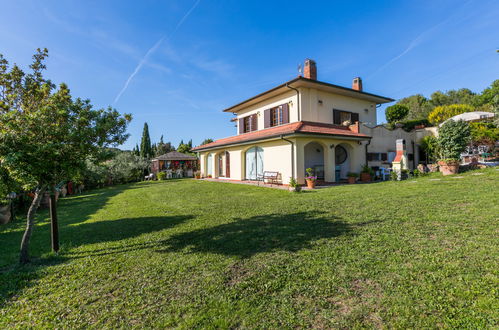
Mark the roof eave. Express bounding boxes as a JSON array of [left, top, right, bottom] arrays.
[[222, 76, 394, 113]]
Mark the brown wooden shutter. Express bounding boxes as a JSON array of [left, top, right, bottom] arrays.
[[225, 152, 230, 178], [381, 153, 388, 161], [282, 103, 289, 124], [251, 114, 258, 131], [333, 109, 341, 125], [239, 117, 245, 134], [264, 109, 271, 128], [351, 112, 359, 123]]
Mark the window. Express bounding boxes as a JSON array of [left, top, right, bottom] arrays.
[[240, 114, 257, 133], [244, 116, 251, 133], [271, 106, 283, 127], [335, 145, 347, 164], [340, 111, 351, 124], [333, 109, 360, 125], [367, 153, 388, 162]]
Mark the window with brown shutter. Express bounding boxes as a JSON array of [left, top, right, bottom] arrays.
[[282, 103, 289, 124], [239, 118, 244, 134], [251, 114, 258, 131], [264, 109, 271, 128]]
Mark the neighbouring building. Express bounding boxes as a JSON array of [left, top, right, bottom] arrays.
[[192, 59, 434, 185]]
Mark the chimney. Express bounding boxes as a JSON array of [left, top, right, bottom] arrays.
[[303, 59, 317, 80], [352, 77, 363, 91]]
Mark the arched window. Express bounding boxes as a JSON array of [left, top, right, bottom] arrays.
[[245, 147, 264, 180]]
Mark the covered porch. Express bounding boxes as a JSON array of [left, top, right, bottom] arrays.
[[294, 136, 367, 184]]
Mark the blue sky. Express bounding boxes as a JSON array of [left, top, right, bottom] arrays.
[[1, 0, 498, 150]]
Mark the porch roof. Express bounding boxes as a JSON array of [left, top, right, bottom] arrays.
[[152, 151, 198, 161], [192, 121, 370, 151]]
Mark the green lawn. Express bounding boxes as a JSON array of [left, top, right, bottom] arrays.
[[1, 169, 498, 328]]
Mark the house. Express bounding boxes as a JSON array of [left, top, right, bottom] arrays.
[[192, 59, 428, 185]]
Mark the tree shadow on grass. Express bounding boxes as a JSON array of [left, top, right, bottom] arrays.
[[160, 211, 362, 258], [0, 215, 192, 309]]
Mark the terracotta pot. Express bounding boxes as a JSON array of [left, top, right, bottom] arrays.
[[0, 204, 11, 225], [306, 179, 316, 189], [348, 177, 357, 184], [360, 173, 371, 182], [438, 161, 460, 175]]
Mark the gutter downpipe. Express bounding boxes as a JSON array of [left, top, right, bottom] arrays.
[[281, 135, 295, 180], [365, 139, 371, 166], [286, 83, 300, 121]]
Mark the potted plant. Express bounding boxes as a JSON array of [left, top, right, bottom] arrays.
[[346, 172, 358, 184], [360, 165, 374, 182], [194, 171, 201, 179], [288, 177, 301, 192], [436, 120, 471, 175], [305, 168, 317, 189]]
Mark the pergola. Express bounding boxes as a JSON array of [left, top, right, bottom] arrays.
[[151, 151, 198, 177]]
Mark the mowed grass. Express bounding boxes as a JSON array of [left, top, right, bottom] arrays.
[[0, 169, 498, 328]]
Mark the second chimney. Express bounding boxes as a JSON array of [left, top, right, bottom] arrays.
[[352, 77, 363, 91], [303, 59, 317, 80]]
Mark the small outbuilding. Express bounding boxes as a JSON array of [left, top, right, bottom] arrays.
[[151, 151, 198, 178]]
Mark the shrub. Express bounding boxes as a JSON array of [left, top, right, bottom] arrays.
[[361, 165, 374, 176], [157, 172, 167, 181], [428, 104, 474, 124], [289, 177, 302, 192], [420, 135, 439, 163], [347, 172, 359, 178], [385, 104, 409, 123], [402, 119, 431, 131], [437, 120, 471, 161]]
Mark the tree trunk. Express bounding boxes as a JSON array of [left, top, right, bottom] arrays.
[[49, 185, 59, 253], [19, 185, 47, 264]]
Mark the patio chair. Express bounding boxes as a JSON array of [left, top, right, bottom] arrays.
[[380, 167, 391, 181], [176, 169, 183, 178], [166, 170, 173, 179]]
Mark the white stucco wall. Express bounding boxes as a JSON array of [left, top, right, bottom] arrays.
[[235, 91, 298, 135], [300, 88, 377, 126]]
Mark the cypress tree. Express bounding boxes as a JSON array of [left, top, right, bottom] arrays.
[[140, 122, 152, 158]]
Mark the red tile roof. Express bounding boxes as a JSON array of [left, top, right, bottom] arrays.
[[192, 121, 370, 151]]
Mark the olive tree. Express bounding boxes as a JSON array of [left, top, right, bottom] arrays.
[[0, 49, 131, 263]]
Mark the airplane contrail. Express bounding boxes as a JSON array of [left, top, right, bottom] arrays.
[[113, 0, 202, 104]]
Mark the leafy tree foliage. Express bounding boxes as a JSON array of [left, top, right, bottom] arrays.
[[177, 139, 194, 155], [469, 122, 499, 147], [419, 135, 438, 163], [0, 49, 131, 263], [385, 104, 409, 123], [428, 104, 474, 124], [140, 122, 152, 159], [437, 120, 471, 160], [430, 88, 476, 108], [200, 138, 214, 145], [397, 94, 433, 120]]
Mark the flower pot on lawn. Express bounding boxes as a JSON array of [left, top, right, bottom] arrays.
[[306, 179, 316, 189], [360, 173, 371, 182], [348, 177, 357, 184], [438, 160, 460, 175]]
